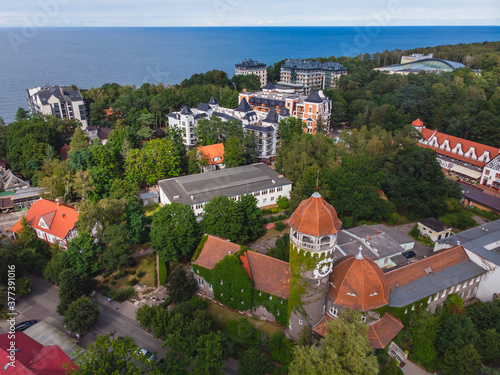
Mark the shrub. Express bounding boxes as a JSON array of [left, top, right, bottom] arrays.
[[127, 277, 139, 286], [277, 214, 287, 220], [276, 196, 289, 209], [225, 318, 260, 348], [119, 270, 129, 277], [102, 270, 112, 278], [112, 287, 135, 302], [269, 333, 293, 365], [129, 270, 136, 275], [97, 285, 111, 297], [112, 274, 120, 280], [160, 297, 172, 308], [409, 224, 420, 238], [158, 260, 167, 285], [137, 270, 146, 279], [262, 217, 269, 224], [103, 279, 109, 284], [110, 280, 117, 285], [275, 221, 285, 231]]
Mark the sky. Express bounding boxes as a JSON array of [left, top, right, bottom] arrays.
[[0, 0, 499, 27]]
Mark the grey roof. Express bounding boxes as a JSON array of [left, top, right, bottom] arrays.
[[419, 218, 446, 232], [235, 59, 266, 68], [235, 98, 252, 112], [12, 187, 45, 200], [159, 163, 292, 206], [485, 154, 500, 171], [244, 124, 274, 133], [388, 261, 485, 307], [377, 58, 466, 73], [197, 103, 211, 111], [181, 105, 193, 115], [371, 224, 416, 245], [280, 107, 290, 117], [140, 192, 158, 199], [209, 97, 219, 105], [213, 112, 240, 123], [195, 113, 208, 120], [263, 107, 279, 124], [437, 219, 500, 266], [167, 113, 180, 120], [464, 190, 500, 212], [336, 226, 406, 260], [0, 169, 29, 191], [249, 96, 286, 108], [262, 83, 276, 90], [305, 90, 323, 103]]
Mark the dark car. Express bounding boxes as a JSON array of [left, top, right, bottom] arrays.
[[14, 320, 37, 332], [402, 251, 416, 259]]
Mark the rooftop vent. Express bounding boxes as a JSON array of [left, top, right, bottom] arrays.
[[190, 195, 195, 200], [173, 195, 180, 199], [424, 267, 433, 275], [228, 251, 232, 255], [272, 179, 276, 184], [278, 175, 284, 178]]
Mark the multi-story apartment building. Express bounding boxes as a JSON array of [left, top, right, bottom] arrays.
[[235, 59, 267, 88], [240, 83, 332, 134], [278, 59, 347, 94], [26, 85, 89, 128]]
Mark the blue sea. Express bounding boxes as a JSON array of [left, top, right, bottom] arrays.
[[0, 26, 499, 124]]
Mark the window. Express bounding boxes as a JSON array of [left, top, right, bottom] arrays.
[[299, 319, 303, 326], [261, 190, 267, 195], [220, 280, 223, 285], [263, 198, 267, 203], [434, 293, 439, 301], [198, 278, 204, 286], [441, 290, 447, 298], [476, 276, 481, 283], [269, 188, 275, 194], [466, 289, 471, 298], [411, 305, 415, 311], [428, 296, 432, 304], [404, 309, 408, 314], [254, 191, 260, 197], [208, 284, 213, 291], [456, 283, 461, 291], [277, 187, 283, 192], [360, 315, 366, 323], [449, 286, 454, 293], [469, 279, 474, 286]]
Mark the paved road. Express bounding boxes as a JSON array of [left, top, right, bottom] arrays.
[[0, 274, 167, 359], [0, 211, 25, 234], [401, 360, 433, 375]]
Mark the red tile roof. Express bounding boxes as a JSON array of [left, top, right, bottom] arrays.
[[367, 313, 404, 349], [385, 246, 469, 289], [10, 199, 78, 240], [419, 128, 500, 168], [0, 332, 77, 375], [312, 314, 334, 337], [328, 254, 389, 311], [241, 250, 290, 299], [288, 192, 342, 237], [197, 143, 225, 165], [412, 118, 424, 127], [193, 235, 241, 270]]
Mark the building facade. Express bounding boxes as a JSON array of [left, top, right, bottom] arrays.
[[158, 163, 292, 216], [197, 143, 225, 172], [481, 154, 500, 190], [418, 218, 452, 242], [26, 85, 89, 128], [278, 59, 347, 93], [235, 59, 267, 88], [10, 198, 78, 249]]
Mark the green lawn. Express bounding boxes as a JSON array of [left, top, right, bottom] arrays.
[[207, 301, 284, 338], [257, 225, 289, 241], [142, 204, 161, 217]]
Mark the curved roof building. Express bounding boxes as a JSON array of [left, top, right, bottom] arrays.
[[376, 58, 466, 74]]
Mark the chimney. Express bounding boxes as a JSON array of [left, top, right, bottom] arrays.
[[366, 235, 370, 240], [55, 197, 62, 206], [61, 213, 66, 218], [376, 230, 380, 235]]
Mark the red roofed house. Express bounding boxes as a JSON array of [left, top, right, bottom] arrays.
[[191, 190, 489, 351], [197, 143, 225, 172], [412, 119, 500, 181], [0, 332, 77, 375], [10, 198, 78, 249]]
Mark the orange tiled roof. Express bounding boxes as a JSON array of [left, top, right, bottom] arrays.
[[385, 246, 469, 290], [419, 128, 500, 168], [312, 314, 334, 337], [412, 118, 424, 127], [367, 313, 404, 349], [241, 250, 290, 299], [328, 254, 389, 311], [197, 143, 225, 165], [192, 235, 241, 270], [288, 192, 342, 237], [10, 199, 78, 240]]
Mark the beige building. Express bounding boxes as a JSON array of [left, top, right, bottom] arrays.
[[235, 59, 267, 88]]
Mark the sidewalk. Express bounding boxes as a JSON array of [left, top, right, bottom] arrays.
[[401, 360, 433, 375]]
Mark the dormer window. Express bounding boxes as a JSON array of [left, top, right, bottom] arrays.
[[369, 292, 378, 297], [347, 292, 357, 297]]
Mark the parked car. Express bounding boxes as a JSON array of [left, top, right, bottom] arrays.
[[138, 348, 155, 362], [14, 320, 38, 332], [402, 251, 416, 259]]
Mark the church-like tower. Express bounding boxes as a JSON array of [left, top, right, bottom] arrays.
[[286, 190, 342, 339]]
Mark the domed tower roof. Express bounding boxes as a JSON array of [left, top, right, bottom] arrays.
[[288, 191, 342, 237], [412, 118, 424, 127], [327, 251, 389, 311]]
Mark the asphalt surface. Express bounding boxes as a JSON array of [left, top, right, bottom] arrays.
[[0, 274, 167, 359]]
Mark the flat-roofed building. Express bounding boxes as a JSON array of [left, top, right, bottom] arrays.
[[158, 163, 292, 216], [235, 59, 267, 88], [26, 84, 88, 128]]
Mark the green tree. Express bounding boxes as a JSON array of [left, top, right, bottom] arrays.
[[43, 251, 72, 283], [405, 311, 440, 368], [72, 334, 161, 375], [477, 328, 500, 363], [238, 348, 272, 375], [438, 314, 479, 353], [125, 199, 148, 244], [223, 136, 246, 168], [238, 194, 263, 242], [200, 196, 246, 244], [67, 233, 101, 275], [193, 331, 226, 375], [269, 333, 293, 365], [100, 224, 133, 271], [68, 127, 90, 156], [441, 344, 482, 375], [16, 277, 32, 296], [63, 296, 100, 334], [289, 311, 378, 375], [56, 269, 96, 315], [278, 117, 304, 145], [15, 107, 29, 122], [151, 203, 200, 262], [135, 304, 160, 331], [232, 74, 261, 92], [76, 198, 128, 239], [167, 265, 196, 304]]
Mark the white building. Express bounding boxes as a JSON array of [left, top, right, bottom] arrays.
[[26, 85, 89, 128], [158, 163, 292, 216], [400, 53, 434, 64], [481, 154, 500, 190], [435, 219, 500, 302], [235, 59, 267, 88], [418, 218, 452, 242]]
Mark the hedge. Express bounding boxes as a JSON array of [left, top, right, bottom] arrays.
[[158, 260, 167, 285]]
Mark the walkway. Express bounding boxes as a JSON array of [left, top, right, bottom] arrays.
[[400, 360, 433, 375]]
